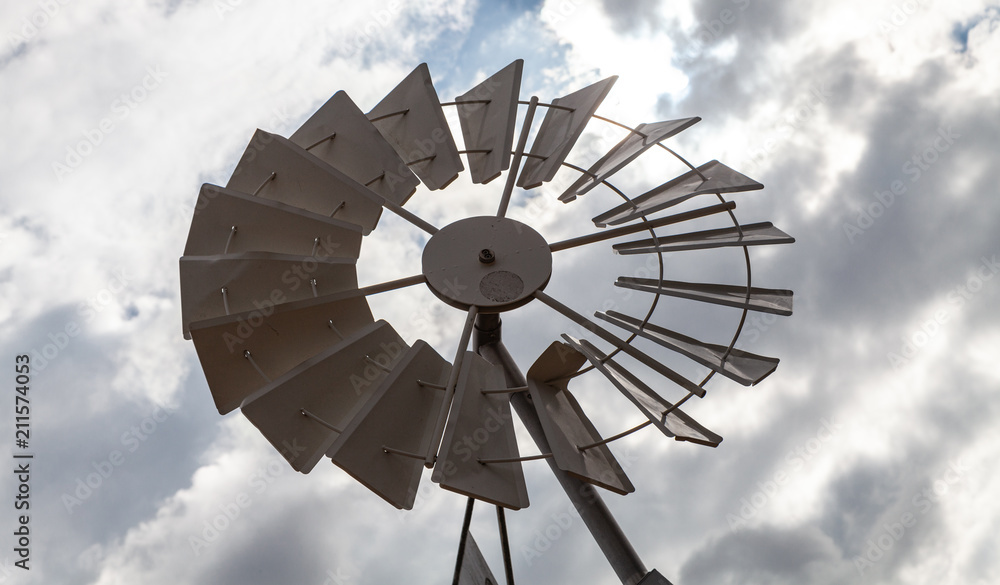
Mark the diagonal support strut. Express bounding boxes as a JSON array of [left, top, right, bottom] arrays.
[[474, 313, 673, 585]]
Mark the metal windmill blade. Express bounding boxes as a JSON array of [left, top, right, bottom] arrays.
[[560, 336, 723, 447], [239, 319, 409, 473], [595, 311, 779, 386], [180, 59, 794, 585], [455, 58, 522, 184], [289, 90, 420, 206], [524, 341, 635, 494], [225, 129, 386, 232], [432, 351, 529, 510], [366, 63, 464, 190], [592, 160, 763, 227], [558, 117, 701, 202], [516, 75, 617, 189], [327, 339, 452, 510]]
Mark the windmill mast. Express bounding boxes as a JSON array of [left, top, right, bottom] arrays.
[[475, 312, 668, 585]]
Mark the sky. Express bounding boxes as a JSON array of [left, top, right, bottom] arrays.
[[1, 0, 998, 584]]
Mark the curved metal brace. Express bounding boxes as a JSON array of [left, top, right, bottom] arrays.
[[547, 112, 759, 392]]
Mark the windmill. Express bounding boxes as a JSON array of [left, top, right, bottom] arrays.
[[180, 59, 793, 585]]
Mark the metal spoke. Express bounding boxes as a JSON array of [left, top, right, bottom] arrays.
[[452, 498, 476, 585], [576, 420, 652, 452], [328, 274, 426, 302], [548, 201, 735, 252], [381, 199, 439, 235], [533, 290, 706, 398], [497, 96, 538, 217], [425, 305, 479, 467]]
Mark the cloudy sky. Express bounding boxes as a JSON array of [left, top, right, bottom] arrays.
[[1, 0, 998, 584]]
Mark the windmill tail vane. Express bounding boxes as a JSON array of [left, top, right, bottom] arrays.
[[179, 58, 793, 585]]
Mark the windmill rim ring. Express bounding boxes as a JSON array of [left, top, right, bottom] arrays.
[[522, 108, 753, 390]]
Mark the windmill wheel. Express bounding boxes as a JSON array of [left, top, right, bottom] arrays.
[[180, 59, 793, 584]]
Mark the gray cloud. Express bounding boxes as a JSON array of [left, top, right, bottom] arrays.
[[680, 525, 847, 585], [601, 0, 666, 32]]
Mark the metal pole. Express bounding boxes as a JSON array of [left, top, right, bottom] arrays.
[[497, 505, 516, 585], [496, 96, 539, 218], [453, 498, 476, 585], [473, 314, 651, 585]]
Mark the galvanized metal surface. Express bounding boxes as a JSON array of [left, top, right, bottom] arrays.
[[456, 531, 500, 585], [559, 117, 700, 202], [179, 252, 358, 336], [562, 336, 723, 448], [328, 340, 451, 509], [240, 320, 408, 473], [433, 352, 529, 510], [475, 316, 650, 585], [456, 59, 523, 184], [534, 290, 707, 398], [592, 159, 763, 227], [548, 202, 735, 253], [613, 221, 795, 255], [290, 90, 419, 205], [422, 216, 552, 312], [182, 184, 363, 258], [614, 277, 794, 315], [367, 63, 464, 190], [525, 341, 635, 494], [517, 76, 617, 189], [188, 299, 374, 414], [180, 60, 797, 585], [637, 569, 675, 585], [225, 130, 384, 233], [595, 310, 780, 386]]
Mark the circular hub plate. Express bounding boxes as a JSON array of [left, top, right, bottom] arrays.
[[422, 216, 552, 312]]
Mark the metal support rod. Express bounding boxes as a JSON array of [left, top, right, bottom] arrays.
[[441, 100, 492, 107], [533, 290, 706, 398], [548, 201, 736, 252], [251, 171, 276, 196], [474, 314, 649, 585], [406, 154, 437, 166], [305, 131, 336, 150], [224, 225, 237, 254], [329, 274, 426, 302], [425, 305, 479, 467], [417, 380, 448, 390], [299, 409, 343, 433], [381, 446, 426, 460], [368, 108, 409, 123], [497, 96, 539, 218], [497, 505, 516, 585], [518, 99, 574, 113], [242, 350, 270, 383], [481, 385, 529, 394], [661, 390, 695, 419], [452, 497, 476, 585], [576, 419, 653, 452], [382, 199, 439, 235], [364, 355, 393, 373], [477, 452, 553, 465]]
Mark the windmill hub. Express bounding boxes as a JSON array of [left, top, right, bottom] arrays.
[[422, 216, 552, 312]]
